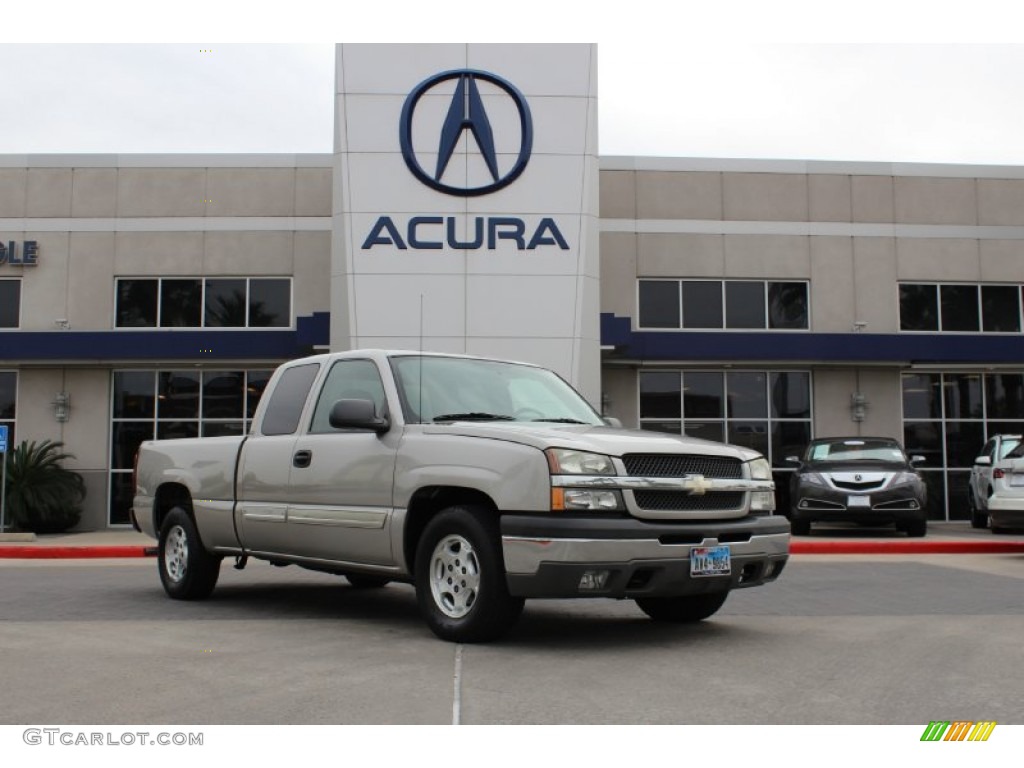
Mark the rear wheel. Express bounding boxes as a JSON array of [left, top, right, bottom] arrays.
[[414, 506, 524, 643], [158, 507, 221, 600], [635, 592, 729, 623]]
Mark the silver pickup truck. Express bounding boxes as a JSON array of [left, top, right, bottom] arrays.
[[132, 350, 789, 642]]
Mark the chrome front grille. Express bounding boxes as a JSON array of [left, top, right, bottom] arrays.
[[622, 454, 743, 479]]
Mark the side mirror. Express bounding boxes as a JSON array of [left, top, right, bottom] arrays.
[[602, 416, 623, 428], [329, 399, 390, 433], [784, 455, 801, 466], [973, 455, 991, 467], [910, 455, 927, 466]]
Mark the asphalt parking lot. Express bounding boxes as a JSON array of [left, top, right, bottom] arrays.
[[1, 547, 1021, 726]]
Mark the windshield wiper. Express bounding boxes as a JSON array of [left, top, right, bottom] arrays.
[[531, 417, 588, 424], [432, 412, 516, 422]]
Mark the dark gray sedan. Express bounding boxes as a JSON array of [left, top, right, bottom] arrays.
[[787, 437, 928, 537]]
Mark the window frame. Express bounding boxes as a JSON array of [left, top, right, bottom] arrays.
[[114, 277, 294, 330]]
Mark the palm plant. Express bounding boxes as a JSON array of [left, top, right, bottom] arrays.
[[2, 440, 85, 533]]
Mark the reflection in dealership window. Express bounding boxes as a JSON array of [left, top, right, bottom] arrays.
[[900, 282, 1024, 333], [115, 277, 292, 329], [0, 370, 15, 445]]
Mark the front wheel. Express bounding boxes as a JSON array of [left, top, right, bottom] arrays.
[[414, 506, 524, 643], [158, 507, 221, 600], [635, 592, 729, 623]]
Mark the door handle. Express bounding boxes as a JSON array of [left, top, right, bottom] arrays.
[[293, 450, 312, 468]]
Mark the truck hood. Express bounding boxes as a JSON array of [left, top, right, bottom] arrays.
[[418, 422, 764, 462]]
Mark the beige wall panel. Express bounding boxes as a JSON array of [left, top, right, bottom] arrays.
[[851, 176, 894, 223], [723, 235, 810, 278], [71, 168, 117, 218], [852, 238, 898, 332], [855, 369, 904, 442], [207, 168, 297, 217], [978, 179, 1024, 226], [114, 231, 204, 275], [19, 233, 69, 330], [13, 369, 64, 446], [635, 171, 722, 220], [26, 169, 73, 217], [0, 168, 27, 216], [117, 168, 206, 217], [58, 369, 111, 470], [894, 177, 976, 225], [896, 238, 980, 281], [600, 367, 637, 428], [73, 470, 109, 531], [293, 231, 332, 316], [68, 232, 115, 329], [599, 170, 636, 219], [809, 237, 854, 332], [599, 232, 637, 318], [723, 173, 807, 222], [809, 174, 851, 222], [295, 168, 332, 216], [204, 231, 294, 275], [980, 240, 1024, 282], [638, 233, 724, 277], [812, 369, 859, 439]]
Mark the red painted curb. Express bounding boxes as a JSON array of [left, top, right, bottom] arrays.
[[791, 540, 1024, 555], [0, 546, 156, 559]]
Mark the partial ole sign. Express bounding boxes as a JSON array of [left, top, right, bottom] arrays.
[[0, 241, 38, 266]]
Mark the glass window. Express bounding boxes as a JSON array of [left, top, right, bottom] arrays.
[[770, 372, 811, 419], [116, 279, 158, 327], [772, 421, 811, 468], [683, 371, 724, 418], [726, 371, 768, 418], [767, 282, 808, 330], [248, 279, 291, 328], [682, 281, 722, 329], [943, 374, 983, 420], [982, 286, 1020, 332], [205, 278, 248, 327], [0, 280, 20, 328], [261, 363, 320, 436], [944, 421, 985, 468], [160, 279, 202, 327], [157, 421, 199, 441], [202, 422, 244, 437], [903, 421, 944, 467], [113, 371, 155, 419], [728, 421, 770, 457], [310, 359, 387, 433], [0, 371, 17, 420], [246, 371, 273, 419], [940, 285, 979, 331], [683, 421, 725, 443], [725, 281, 765, 329], [111, 422, 154, 470], [157, 371, 200, 420], [986, 374, 1024, 419], [203, 372, 244, 420], [902, 374, 942, 420], [638, 280, 680, 329], [639, 371, 681, 419], [899, 284, 939, 331]]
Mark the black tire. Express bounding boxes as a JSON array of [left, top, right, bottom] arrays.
[[902, 518, 927, 538], [345, 574, 391, 589], [414, 506, 524, 643], [789, 516, 811, 536], [635, 592, 729, 623], [158, 507, 221, 600]]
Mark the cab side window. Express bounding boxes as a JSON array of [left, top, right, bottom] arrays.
[[310, 359, 387, 434]]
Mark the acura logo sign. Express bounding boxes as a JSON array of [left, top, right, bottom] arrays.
[[399, 69, 533, 197]]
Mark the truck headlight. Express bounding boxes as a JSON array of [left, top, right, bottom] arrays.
[[745, 456, 776, 513], [546, 448, 616, 476]]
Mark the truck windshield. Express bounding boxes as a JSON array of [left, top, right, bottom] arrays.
[[390, 355, 604, 426]]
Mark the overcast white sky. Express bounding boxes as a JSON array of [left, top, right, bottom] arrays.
[[5, 1, 1024, 164]]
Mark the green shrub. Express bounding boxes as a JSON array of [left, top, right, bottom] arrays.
[[2, 440, 86, 533]]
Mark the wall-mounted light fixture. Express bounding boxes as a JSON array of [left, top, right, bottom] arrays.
[[53, 392, 70, 423], [850, 392, 868, 422]]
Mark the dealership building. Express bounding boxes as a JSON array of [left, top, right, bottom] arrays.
[[3, 43, 1024, 529]]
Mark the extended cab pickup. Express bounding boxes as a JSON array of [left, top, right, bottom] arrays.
[[133, 350, 789, 642]]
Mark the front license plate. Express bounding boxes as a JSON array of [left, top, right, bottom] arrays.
[[691, 545, 731, 577], [847, 495, 871, 508]]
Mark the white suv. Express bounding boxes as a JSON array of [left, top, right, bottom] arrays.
[[969, 434, 1022, 528]]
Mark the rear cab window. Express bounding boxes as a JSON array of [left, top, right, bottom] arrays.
[[260, 363, 320, 436]]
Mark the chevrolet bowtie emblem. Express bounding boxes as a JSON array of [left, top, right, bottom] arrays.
[[687, 476, 714, 495]]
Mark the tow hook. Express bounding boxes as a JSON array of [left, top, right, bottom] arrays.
[[234, 555, 248, 570]]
